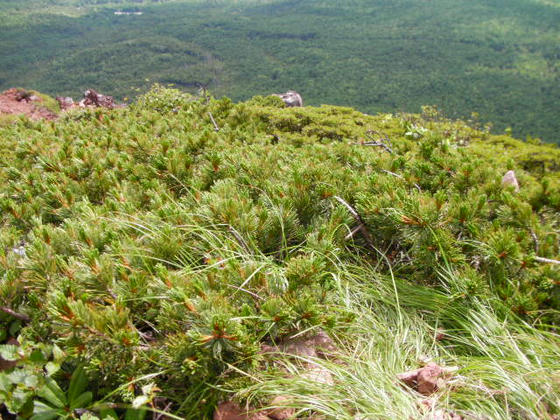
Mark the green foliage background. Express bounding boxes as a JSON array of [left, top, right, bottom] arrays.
[[0, 0, 559, 142], [0, 87, 559, 418]]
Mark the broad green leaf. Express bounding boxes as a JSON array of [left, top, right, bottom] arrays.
[[80, 413, 101, 420], [30, 349, 47, 363], [22, 372, 39, 388], [7, 369, 27, 384], [33, 400, 56, 413], [31, 400, 62, 420], [99, 407, 118, 419], [9, 320, 22, 336], [0, 373, 11, 391], [45, 361, 60, 376], [124, 408, 147, 420], [68, 364, 88, 403], [30, 410, 63, 420], [52, 344, 65, 363], [7, 388, 32, 413], [70, 391, 93, 410], [37, 377, 67, 408], [0, 344, 20, 361]]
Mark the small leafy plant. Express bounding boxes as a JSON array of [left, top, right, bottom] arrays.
[[31, 364, 92, 420]]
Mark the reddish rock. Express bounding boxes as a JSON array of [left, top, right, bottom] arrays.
[[397, 362, 458, 396], [277, 329, 337, 359], [82, 89, 116, 109], [213, 402, 246, 420], [213, 401, 270, 420], [396, 368, 420, 388], [417, 362, 443, 395], [266, 396, 295, 420], [56, 96, 75, 110]]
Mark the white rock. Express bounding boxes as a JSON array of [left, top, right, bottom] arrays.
[[301, 366, 334, 386], [502, 170, 520, 192]]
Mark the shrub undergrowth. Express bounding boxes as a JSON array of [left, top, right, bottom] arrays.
[[0, 86, 558, 419]]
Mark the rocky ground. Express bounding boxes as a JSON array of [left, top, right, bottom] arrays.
[[0, 88, 121, 121], [0, 88, 58, 120]]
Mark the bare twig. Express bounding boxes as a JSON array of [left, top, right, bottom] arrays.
[[197, 83, 210, 105], [0, 306, 31, 323], [530, 229, 539, 254], [333, 196, 375, 251], [208, 112, 220, 132], [344, 225, 362, 241], [381, 169, 403, 179], [381, 169, 421, 192], [154, 402, 173, 420], [361, 130, 394, 153], [362, 141, 393, 154], [228, 226, 251, 254], [227, 284, 263, 300], [535, 256, 560, 265]]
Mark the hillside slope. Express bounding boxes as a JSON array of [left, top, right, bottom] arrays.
[[0, 87, 559, 419], [0, 0, 559, 142]]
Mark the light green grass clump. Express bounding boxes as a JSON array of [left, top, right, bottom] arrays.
[[0, 86, 558, 419]]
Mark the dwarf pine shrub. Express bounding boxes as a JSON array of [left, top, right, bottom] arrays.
[[0, 86, 558, 418]]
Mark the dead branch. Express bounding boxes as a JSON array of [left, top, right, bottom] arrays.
[[208, 112, 220, 132], [344, 225, 362, 241], [154, 402, 174, 420], [530, 229, 539, 254], [381, 169, 403, 179], [535, 256, 560, 265], [362, 130, 394, 153], [381, 169, 421, 192], [333, 196, 375, 251], [197, 83, 210, 105], [0, 306, 31, 323], [362, 140, 394, 154]]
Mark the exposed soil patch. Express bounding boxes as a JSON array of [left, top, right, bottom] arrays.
[[0, 88, 58, 120], [1, 88, 123, 123]]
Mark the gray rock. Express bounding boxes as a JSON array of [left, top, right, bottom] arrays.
[[56, 96, 74, 110], [502, 170, 520, 192], [274, 91, 303, 107]]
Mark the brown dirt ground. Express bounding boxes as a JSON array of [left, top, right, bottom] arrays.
[[0, 88, 58, 120]]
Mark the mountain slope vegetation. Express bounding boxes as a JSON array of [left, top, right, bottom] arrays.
[[0, 87, 559, 419], [0, 0, 559, 142]]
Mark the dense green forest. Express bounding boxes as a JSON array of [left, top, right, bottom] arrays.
[[0, 0, 559, 142], [0, 87, 559, 418]]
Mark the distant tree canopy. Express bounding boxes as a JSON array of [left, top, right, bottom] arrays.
[[0, 0, 559, 143]]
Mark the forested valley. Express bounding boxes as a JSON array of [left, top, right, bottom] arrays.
[[1, 0, 559, 142]]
